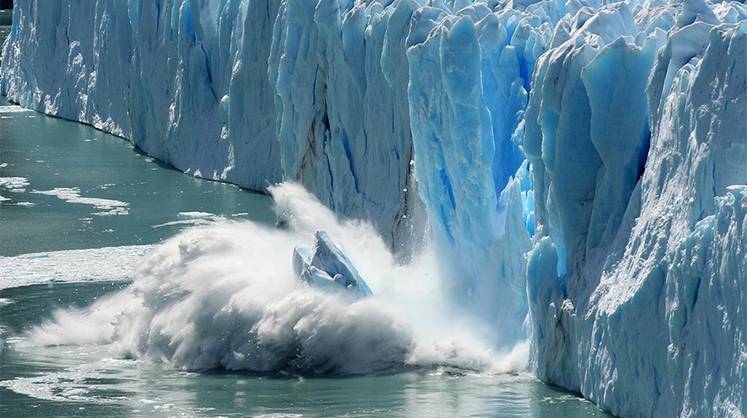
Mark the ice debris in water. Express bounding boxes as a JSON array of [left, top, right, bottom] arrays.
[[293, 231, 373, 299]]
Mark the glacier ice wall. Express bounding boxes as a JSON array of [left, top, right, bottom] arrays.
[[526, 1, 747, 416], [2, 0, 282, 190], [268, 0, 421, 248], [1, 0, 420, 248], [4, 0, 747, 416], [266, 0, 543, 345]]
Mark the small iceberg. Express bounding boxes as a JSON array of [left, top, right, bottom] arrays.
[[293, 231, 373, 299]]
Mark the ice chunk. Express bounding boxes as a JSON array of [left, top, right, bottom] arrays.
[[293, 231, 373, 299]]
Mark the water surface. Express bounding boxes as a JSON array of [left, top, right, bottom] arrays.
[[0, 281, 606, 417], [0, 98, 273, 256]]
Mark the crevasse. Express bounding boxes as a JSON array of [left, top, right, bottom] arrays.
[[3, 0, 747, 416]]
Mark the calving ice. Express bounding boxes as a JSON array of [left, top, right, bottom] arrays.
[[1, 0, 745, 417], [23, 183, 517, 374]]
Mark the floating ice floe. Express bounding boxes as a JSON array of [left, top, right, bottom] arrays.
[[32, 187, 129, 216], [0, 176, 30, 192], [151, 211, 225, 228], [0, 105, 32, 113]]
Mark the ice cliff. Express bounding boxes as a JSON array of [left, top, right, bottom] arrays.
[[3, 0, 747, 416], [1, 0, 418, 247], [524, 2, 747, 416]]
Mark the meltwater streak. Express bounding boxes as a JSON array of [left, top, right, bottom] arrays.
[[24, 183, 528, 375]]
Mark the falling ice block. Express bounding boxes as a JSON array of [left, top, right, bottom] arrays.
[[293, 231, 373, 299]]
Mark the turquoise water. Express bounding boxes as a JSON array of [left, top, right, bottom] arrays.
[[0, 282, 605, 418], [0, 99, 611, 417], [0, 98, 274, 256]]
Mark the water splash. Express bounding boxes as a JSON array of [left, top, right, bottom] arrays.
[[23, 183, 527, 375]]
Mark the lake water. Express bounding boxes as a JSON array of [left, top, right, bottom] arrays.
[[0, 99, 611, 417]]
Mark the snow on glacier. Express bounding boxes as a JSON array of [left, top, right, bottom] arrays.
[[3, 0, 747, 416]]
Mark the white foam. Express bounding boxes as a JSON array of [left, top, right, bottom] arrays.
[[0, 105, 32, 113], [0, 245, 153, 290], [0, 176, 30, 192], [152, 211, 224, 228], [0, 354, 136, 404], [32, 187, 129, 216], [25, 183, 527, 374], [0, 352, 262, 416], [177, 211, 214, 218]]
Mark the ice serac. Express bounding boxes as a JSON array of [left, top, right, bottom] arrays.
[[269, 0, 422, 248], [527, 2, 747, 415]]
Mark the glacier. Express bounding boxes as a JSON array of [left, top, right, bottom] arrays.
[[3, 0, 747, 416], [525, 3, 747, 416]]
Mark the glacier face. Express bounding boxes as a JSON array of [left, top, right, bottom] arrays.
[[4, 0, 747, 416], [526, 3, 747, 417], [1, 0, 420, 248]]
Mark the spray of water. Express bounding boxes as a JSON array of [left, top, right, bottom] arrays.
[[22, 183, 528, 374]]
